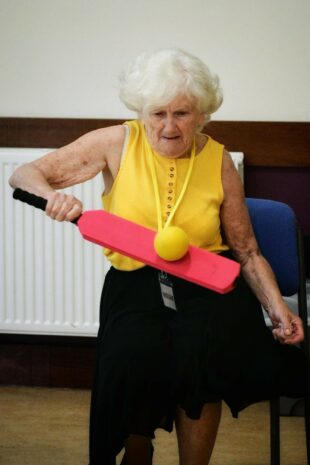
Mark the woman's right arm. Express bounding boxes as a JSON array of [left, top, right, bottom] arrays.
[[9, 125, 125, 221]]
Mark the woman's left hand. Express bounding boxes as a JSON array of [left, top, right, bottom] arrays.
[[220, 151, 305, 347], [268, 304, 304, 344]]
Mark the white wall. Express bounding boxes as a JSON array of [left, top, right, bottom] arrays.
[[1, 0, 309, 121]]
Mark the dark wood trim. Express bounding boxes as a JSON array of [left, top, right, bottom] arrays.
[[0, 333, 96, 346], [207, 121, 310, 168], [0, 117, 120, 151], [0, 335, 96, 388], [0, 117, 309, 167]]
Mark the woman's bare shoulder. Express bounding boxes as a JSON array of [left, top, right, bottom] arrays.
[[24, 124, 126, 189], [77, 124, 126, 158]]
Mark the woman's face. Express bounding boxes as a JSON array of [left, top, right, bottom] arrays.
[[142, 96, 205, 158]]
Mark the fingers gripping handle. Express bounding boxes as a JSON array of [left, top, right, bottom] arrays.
[[12, 188, 81, 224], [13, 188, 47, 211]]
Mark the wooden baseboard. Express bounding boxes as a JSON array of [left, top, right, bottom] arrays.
[[0, 335, 96, 388]]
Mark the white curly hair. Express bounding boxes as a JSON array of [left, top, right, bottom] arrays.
[[119, 48, 223, 125]]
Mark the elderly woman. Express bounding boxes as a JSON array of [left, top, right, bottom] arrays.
[[9, 49, 307, 465]]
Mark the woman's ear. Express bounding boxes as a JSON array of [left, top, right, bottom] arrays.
[[196, 113, 206, 132], [198, 112, 206, 127]]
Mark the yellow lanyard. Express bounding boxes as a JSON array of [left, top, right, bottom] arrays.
[[147, 140, 196, 232]]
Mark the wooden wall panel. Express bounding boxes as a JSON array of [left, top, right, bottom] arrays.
[[0, 117, 116, 150], [0, 117, 309, 167], [207, 121, 310, 167]]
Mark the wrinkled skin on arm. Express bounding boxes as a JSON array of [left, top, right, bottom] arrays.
[[9, 125, 125, 222], [220, 150, 304, 344]]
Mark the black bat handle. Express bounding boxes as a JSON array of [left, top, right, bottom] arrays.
[[13, 188, 47, 211], [12, 188, 80, 224]]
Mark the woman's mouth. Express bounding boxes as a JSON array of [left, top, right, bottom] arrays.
[[162, 135, 180, 140]]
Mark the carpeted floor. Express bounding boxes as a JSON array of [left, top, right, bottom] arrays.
[[0, 385, 307, 465]]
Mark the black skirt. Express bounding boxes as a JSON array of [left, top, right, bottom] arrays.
[[89, 259, 308, 465]]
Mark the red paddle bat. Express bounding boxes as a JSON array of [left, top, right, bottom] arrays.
[[13, 188, 240, 293]]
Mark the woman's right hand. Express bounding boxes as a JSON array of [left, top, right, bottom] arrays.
[[45, 191, 83, 222]]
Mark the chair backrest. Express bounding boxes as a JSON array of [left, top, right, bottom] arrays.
[[245, 198, 300, 297]]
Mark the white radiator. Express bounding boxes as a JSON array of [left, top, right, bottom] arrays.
[[0, 148, 245, 337], [230, 152, 244, 182], [0, 148, 109, 336]]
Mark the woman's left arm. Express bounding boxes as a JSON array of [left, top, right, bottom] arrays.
[[220, 150, 304, 344]]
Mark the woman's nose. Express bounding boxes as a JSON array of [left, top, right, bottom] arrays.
[[163, 115, 177, 132]]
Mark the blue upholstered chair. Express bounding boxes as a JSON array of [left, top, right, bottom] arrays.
[[246, 198, 310, 465]]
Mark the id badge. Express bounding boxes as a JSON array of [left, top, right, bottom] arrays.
[[158, 271, 177, 311]]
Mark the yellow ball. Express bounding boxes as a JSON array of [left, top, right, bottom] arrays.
[[154, 226, 189, 261]]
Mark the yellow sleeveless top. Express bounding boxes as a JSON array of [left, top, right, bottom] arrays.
[[103, 120, 229, 270]]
